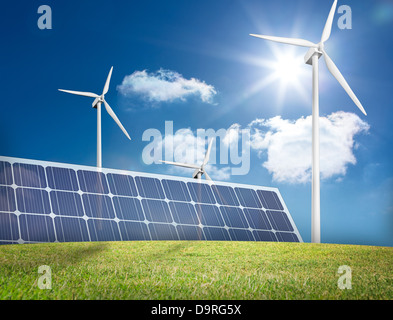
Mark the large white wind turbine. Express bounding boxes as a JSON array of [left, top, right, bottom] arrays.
[[161, 139, 214, 181], [59, 67, 131, 168], [250, 0, 367, 243]]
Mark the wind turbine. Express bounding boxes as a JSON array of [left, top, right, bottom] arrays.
[[161, 139, 214, 181], [59, 67, 131, 168], [250, 0, 367, 243]]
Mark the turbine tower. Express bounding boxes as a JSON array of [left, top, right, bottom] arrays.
[[59, 67, 131, 168], [250, 0, 367, 243], [161, 139, 214, 181]]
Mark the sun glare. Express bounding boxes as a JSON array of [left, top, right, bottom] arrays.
[[271, 52, 304, 85]]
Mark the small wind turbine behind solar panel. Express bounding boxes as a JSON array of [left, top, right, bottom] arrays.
[[160, 139, 214, 181], [59, 67, 131, 168], [250, 0, 367, 244]]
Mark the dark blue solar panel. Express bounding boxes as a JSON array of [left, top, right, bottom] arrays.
[[54, 217, 89, 242], [82, 194, 115, 219], [112, 197, 144, 221], [16, 188, 50, 214], [119, 221, 150, 241], [162, 179, 191, 202], [50, 191, 84, 217], [46, 167, 79, 191], [142, 199, 172, 223], [13, 163, 46, 188], [169, 202, 199, 225], [253, 230, 277, 242], [202, 227, 230, 241], [149, 223, 178, 240], [177, 225, 204, 241], [212, 185, 239, 207], [266, 210, 294, 232], [0, 186, 16, 212], [107, 173, 138, 197], [77, 170, 109, 194], [243, 208, 272, 230], [0, 161, 13, 185], [88, 219, 121, 242], [234, 187, 262, 208], [0, 212, 19, 241], [187, 182, 216, 204], [135, 176, 165, 199], [220, 206, 249, 229], [257, 190, 284, 211], [19, 214, 55, 242], [194, 204, 225, 227], [276, 232, 299, 243], [228, 229, 254, 241]]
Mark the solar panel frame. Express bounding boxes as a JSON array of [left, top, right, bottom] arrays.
[[0, 156, 303, 244]]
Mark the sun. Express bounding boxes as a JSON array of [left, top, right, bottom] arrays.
[[271, 52, 304, 85]]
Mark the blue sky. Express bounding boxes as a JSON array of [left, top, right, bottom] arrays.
[[0, 0, 392, 246]]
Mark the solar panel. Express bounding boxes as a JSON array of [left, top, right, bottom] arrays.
[[0, 156, 303, 245]]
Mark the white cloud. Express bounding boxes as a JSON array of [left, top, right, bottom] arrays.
[[117, 69, 217, 104], [247, 111, 370, 184]]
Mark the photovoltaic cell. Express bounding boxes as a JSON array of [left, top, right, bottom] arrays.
[[211, 185, 239, 207], [77, 170, 109, 194], [187, 182, 216, 204], [46, 167, 79, 191], [194, 204, 225, 227], [119, 221, 150, 241], [0, 212, 19, 241], [220, 206, 249, 229], [265, 210, 294, 232], [13, 163, 46, 188], [0, 186, 16, 212], [149, 223, 178, 241], [19, 214, 55, 242], [82, 194, 115, 219], [257, 190, 284, 211], [50, 191, 84, 217], [54, 217, 89, 242], [142, 199, 172, 223], [112, 196, 144, 221], [202, 227, 230, 241], [177, 225, 204, 241], [235, 187, 262, 208], [169, 202, 199, 225], [135, 176, 165, 199], [88, 219, 121, 242], [0, 161, 13, 185], [107, 173, 138, 197], [0, 156, 302, 244], [243, 208, 271, 231], [16, 188, 50, 214], [162, 179, 191, 202]]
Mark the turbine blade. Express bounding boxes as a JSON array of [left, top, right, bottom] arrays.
[[250, 34, 317, 48], [103, 100, 132, 140], [103, 66, 113, 95], [92, 97, 100, 108], [58, 89, 99, 98], [204, 171, 213, 181], [321, 0, 338, 43], [203, 138, 214, 166], [322, 50, 367, 116], [160, 160, 200, 170]]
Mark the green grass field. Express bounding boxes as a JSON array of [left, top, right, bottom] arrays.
[[0, 241, 392, 300]]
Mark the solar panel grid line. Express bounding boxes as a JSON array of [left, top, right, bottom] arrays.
[[0, 156, 303, 244]]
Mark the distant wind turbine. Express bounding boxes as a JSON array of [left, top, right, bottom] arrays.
[[161, 139, 214, 181], [250, 0, 367, 243], [59, 67, 131, 168]]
